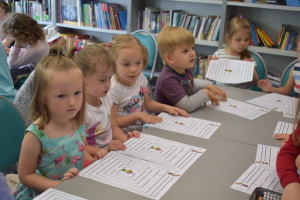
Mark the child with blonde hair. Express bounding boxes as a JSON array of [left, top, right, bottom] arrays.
[[2, 13, 49, 69], [258, 35, 300, 97], [210, 15, 258, 89], [14, 47, 92, 200], [155, 26, 226, 112], [108, 34, 188, 133], [72, 45, 140, 159]]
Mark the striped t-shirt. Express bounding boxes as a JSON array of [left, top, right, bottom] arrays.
[[293, 63, 300, 96]]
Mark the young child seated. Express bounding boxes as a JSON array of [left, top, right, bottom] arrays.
[[155, 26, 227, 112], [210, 16, 258, 89], [72, 45, 140, 160], [107, 34, 188, 133]]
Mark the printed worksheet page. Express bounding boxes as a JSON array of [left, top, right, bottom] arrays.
[[146, 112, 221, 139], [273, 121, 295, 136], [255, 144, 280, 167], [205, 59, 255, 84], [33, 188, 87, 200]]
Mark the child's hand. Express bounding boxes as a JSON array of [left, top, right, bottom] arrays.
[[62, 167, 79, 181], [164, 105, 189, 117], [138, 112, 163, 124], [203, 89, 220, 105], [86, 146, 108, 160], [127, 130, 140, 140], [108, 140, 126, 151], [206, 84, 227, 101], [257, 79, 273, 92], [208, 55, 218, 64], [273, 133, 289, 142]]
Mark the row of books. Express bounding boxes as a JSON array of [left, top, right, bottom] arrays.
[[9, 0, 52, 21], [250, 23, 298, 51], [58, 0, 127, 30], [194, 56, 209, 80], [139, 7, 221, 42], [60, 33, 99, 50], [229, 0, 300, 6]]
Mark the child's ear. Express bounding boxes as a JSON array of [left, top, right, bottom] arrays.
[[164, 53, 173, 65], [225, 33, 230, 43]]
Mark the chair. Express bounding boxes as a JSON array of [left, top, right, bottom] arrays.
[[249, 50, 267, 92], [0, 96, 26, 171], [279, 59, 298, 97]]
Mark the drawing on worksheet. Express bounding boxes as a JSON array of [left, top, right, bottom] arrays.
[[274, 121, 295, 136], [231, 164, 283, 194], [255, 144, 280, 167], [206, 98, 270, 120], [146, 112, 221, 139], [122, 133, 206, 170], [247, 93, 298, 112], [33, 188, 87, 200], [205, 59, 255, 84], [283, 106, 297, 118], [80, 133, 205, 200]]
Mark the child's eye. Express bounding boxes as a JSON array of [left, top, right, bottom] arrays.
[[182, 49, 188, 53], [136, 61, 142, 65], [57, 94, 66, 98], [74, 91, 81, 95], [100, 79, 106, 83], [192, 46, 195, 50], [123, 63, 130, 67]]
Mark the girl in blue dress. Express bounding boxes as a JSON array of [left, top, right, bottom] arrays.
[[14, 47, 92, 200]]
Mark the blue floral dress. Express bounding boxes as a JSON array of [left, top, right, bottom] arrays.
[[14, 124, 86, 200]]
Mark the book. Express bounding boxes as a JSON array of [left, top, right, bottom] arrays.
[[211, 18, 221, 41], [280, 31, 290, 50], [61, 0, 79, 25], [118, 10, 127, 30]]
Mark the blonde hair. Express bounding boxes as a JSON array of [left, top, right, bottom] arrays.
[[29, 47, 85, 129], [108, 34, 148, 81], [157, 26, 195, 65], [295, 35, 300, 50], [72, 45, 115, 77], [226, 15, 252, 60], [2, 13, 45, 46]]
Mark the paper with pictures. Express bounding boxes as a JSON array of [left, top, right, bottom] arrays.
[[255, 144, 280, 167], [283, 107, 297, 118], [205, 59, 255, 84], [146, 112, 221, 139], [247, 93, 298, 112], [80, 133, 205, 200], [274, 121, 295, 136], [33, 188, 87, 200], [206, 98, 270, 120], [231, 164, 283, 194]]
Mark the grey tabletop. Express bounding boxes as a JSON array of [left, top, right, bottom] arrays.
[[55, 86, 293, 200]]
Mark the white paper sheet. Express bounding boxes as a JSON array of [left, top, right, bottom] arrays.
[[247, 93, 298, 112], [231, 164, 283, 194], [146, 112, 221, 139], [255, 144, 280, 167], [274, 121, 295, 136], [205, 59, 255, 84], [80, 133, 205, 200], [206, 98, 270, 120], [33, 188, 87, 200], [283, 107, 297, 118]]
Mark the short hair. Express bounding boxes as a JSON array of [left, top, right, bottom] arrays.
[[0, 0, 9, 13], [157, 26, 195, 64], [30, 47, 85, 129], [73, 45, 115, 77], [108, 34, 148, 81], [2, 13, 45, 46], [226, 15, 252, 59]]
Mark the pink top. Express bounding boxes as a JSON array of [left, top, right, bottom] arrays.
[[8, 39, 50, 69]]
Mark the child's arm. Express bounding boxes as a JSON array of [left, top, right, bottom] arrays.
[[258, 70, 294, 95], [111, 116, 140, 142], [85, 145, 108, 160], [111, 103, 162, 128], [143, 93, 189, 116], [281, 183, 300, 200], [18, 132, 61, 192]]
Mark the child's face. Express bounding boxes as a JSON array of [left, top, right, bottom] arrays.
[[45, 68, 84, 121], [84, 65, 113, 101], [168, 43, 196, 71], [296, 41, 300, 63], [0, 7, 7, 21], [115, 46, 144, 86], [228, 30, 251, 55]]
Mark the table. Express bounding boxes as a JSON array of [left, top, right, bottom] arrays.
[[55, 86, 294, 200]]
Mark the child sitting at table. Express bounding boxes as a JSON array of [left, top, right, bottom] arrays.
[[276, 100, 300, 200], [209, 15, 258, 89], [154, 26, 227, 112]]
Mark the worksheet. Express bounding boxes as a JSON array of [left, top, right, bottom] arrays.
[[255, 144, 280, 167], [247, 93, 298, 112], [80, 133, 205, 200], [283, 107, 296, 118], [146, 112, 221, 139], [205, 59, 255, 84], [273, 121, 294, 136], [206, 98, 270, 120], [33, 188, 87, 200], [231, 164, 283, 194]]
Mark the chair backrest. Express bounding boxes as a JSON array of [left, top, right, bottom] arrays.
[[0, 96, 26, 171], [131, 30, 158, 80], [249, 50, 267, 92], [280, 59, 298, 97]]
